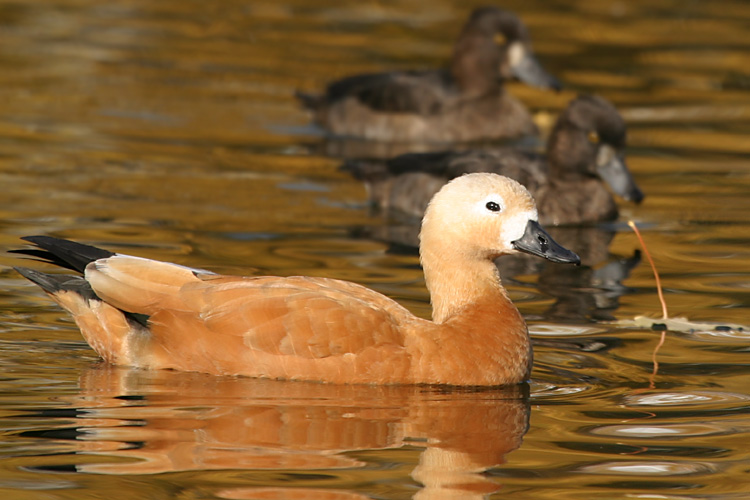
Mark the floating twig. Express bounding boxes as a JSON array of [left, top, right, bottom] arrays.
[[615, 221, 746, 386], [627, 220, 668, 320], [627, 220, 668, 386]]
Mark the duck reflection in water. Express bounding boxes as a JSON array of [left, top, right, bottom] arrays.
[[345, 95, 644, 323], [18, 366, 530, 499], [297, 6, 560, 146]]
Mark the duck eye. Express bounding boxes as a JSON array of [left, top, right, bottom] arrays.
[[486, 201, 501, 212], [588, 131, 600, 144], [493, 33, 507, 46]]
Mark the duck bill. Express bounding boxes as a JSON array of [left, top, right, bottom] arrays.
[[508, 42, 561, 91], [511, 220, 580, 265], [596, 145, 644, 203]]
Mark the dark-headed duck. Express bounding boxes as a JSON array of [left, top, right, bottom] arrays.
[[345, 95, 644, 225], [297, 6, 560, 143]]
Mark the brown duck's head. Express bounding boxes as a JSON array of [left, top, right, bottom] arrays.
[[452, 7, 561, 91], [547, 95, 645, 203]]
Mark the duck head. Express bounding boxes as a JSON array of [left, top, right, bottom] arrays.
[[452, 7, 561, 93], [420, 173, 580, 265], [419, 173, 579, 322], [548, 95, 645, 203]]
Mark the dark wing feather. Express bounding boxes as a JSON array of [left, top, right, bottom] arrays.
[[12, 236, 114, 274], [14, 266, 150, 327], [386, 149, 548, 188], [341, 151, 472, 189], [327, 70, 452, 115]]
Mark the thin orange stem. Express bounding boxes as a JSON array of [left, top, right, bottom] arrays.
[[628, 220, 669, 320], [649, 330, 667, 389]]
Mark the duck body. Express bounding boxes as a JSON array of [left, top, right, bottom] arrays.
[[16, 266, 526, 386], [307, 74, 536, 143], [346, 95, 644, 225], [297, 6, 559, 143], [15, 175, 579, 386]]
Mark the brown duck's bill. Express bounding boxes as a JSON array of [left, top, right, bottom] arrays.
[[510, 47, 561, 91], [511, 220, 581, 265], [596, 151, 645, 204]]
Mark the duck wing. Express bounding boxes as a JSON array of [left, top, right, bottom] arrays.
[[385, 149, 548, 189], [343, 149, 548, 220], [78, 255, 416, 382], [15, 236, 417, 381], [327, 70, 452, 115], [180, 274, 410, 358], [84, 255, 408, 349]]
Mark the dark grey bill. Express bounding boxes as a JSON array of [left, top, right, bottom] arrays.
[[510, 45, 562, 91], [511, 220, 580, 265], [596, 149, 644, 203]]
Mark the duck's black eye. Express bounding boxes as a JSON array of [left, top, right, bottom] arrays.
[[486, 201, 501, 212]]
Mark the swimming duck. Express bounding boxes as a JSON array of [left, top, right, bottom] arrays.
[[14, 174, 579, 386], [345, 95, 644, 225], [297, 6, 560, 143]]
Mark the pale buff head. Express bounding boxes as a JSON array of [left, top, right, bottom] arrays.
[[420, 173, 538, 260]]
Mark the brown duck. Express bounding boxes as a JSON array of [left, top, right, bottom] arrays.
[[345, 95, 644, 225], [297, 6, 560, 143]]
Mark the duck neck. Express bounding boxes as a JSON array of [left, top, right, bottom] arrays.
[[420, 243, 507, 324], [546, 126, 590, 181], [450, 34, 500, 96]]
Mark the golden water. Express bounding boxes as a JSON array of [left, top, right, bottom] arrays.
[[1, 0, 749, 498]]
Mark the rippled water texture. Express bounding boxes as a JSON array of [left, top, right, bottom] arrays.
[[0, 0, 749, 498]]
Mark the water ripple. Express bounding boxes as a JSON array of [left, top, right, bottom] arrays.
[[530, 382, 590, 398], [529, 324, 605, 336], [589, 422, 733, 439], [685, 328, 750, 343], [623, 391, 750, 407], [579, 460, 717, 476]]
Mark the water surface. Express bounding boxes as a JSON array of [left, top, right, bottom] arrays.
[[1, 0, 750, 498]]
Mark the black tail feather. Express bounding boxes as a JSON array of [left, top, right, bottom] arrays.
[[14, 267, 99, 301], [14, 266, 151, 328], [9, 248, 81, 273], [11, 236, 115, 274]]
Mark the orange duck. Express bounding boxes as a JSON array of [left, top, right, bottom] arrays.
[[14, 174, 579, 386]]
